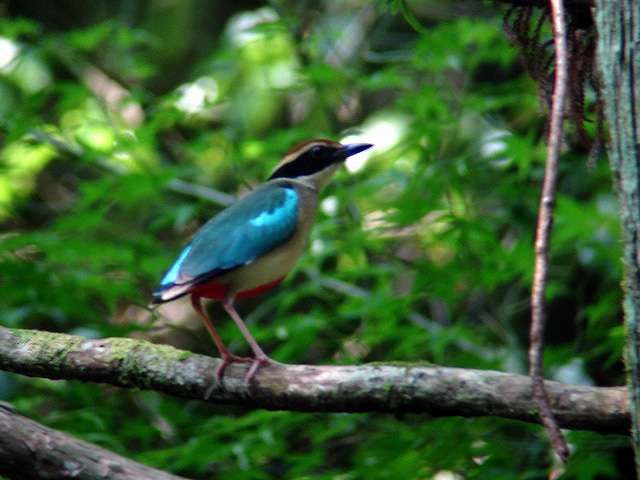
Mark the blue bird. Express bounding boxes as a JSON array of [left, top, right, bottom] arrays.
[[152, 139, 373, 383]]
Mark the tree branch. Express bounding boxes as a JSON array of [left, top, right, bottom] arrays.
[[0, 327, 629, 434], [529, 0, 571, 464], [0, 404, 188, 480]]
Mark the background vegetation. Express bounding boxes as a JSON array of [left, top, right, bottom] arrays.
[[0, 0, 631, 478]]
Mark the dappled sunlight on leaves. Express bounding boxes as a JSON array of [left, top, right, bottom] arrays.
[[0, 1, 629, 478]]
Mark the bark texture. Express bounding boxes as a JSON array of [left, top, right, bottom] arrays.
[[595, 0, 640, 473], [0, 405, 187, 480], [0, 326, 629, 434]]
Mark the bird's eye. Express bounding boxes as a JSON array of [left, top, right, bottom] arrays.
[[308, 146, 323, 157]]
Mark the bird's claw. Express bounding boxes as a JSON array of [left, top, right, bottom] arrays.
[[205, 354, 252, 399], [243, 356, 276, 386], [205, 354, 278, 398], [216, 353, 252, 380]]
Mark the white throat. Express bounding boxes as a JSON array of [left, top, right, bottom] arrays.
[[293, 162, 343, 191]]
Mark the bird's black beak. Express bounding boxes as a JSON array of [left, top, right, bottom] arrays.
[[336, 143, 373, 159]]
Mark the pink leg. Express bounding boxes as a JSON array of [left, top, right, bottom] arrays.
[[190, 295, 251, 382], [222, 297, 278, 384]]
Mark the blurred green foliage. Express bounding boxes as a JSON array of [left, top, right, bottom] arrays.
[[0, 0, 631, 478]]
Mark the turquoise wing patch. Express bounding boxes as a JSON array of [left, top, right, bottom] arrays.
[[169, 183, 299, 286]]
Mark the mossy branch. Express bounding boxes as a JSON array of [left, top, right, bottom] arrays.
[[0, 326, 629, 434]]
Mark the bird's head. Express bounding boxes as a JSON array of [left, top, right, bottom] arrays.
[[268, 139, 373, 189]]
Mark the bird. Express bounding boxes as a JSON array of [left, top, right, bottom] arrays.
[[151, 139, 373, 384]]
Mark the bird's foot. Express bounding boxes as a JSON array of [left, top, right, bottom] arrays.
[[205, 353, 252, 398], [244, 355, 280, 386], [205, 354, 279, 397], [216, 353, 253, 381]]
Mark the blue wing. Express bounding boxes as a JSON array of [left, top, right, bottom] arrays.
[[155, 182, 298, 298]]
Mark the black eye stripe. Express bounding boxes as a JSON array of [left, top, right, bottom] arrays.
[[268, 147, 338, 180]]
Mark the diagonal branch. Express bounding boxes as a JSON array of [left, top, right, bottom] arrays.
[[0, 404, 188, 480], [529, 0, 571, 464], [0, 327, 629, 434]]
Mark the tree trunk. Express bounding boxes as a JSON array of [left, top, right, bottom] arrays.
[[595, 0, 640, 474]]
